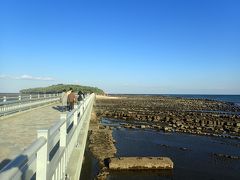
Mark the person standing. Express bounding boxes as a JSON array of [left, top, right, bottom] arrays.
[[68, 89, 76, 111], [77, 91, 84, 104], [61, 89, 68, 111], [66, 88, 73, 111]]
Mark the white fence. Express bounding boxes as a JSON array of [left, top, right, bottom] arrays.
[[0, 94, 60, 116], [0, 93, 95, 180]]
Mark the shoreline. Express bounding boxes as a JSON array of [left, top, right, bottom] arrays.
[[87, 95, 240, 179], [101, 118, 240, 140], [88, 110, 117, 179]]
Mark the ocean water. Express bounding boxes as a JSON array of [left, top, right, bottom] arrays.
[[111, 94, 240, 106], [0, 93, 20, 101], [2, 93, 240, 104], [0, 93, 20, 97], [164, 94, 240, 105]]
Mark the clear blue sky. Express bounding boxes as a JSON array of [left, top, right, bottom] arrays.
[[0, 0, 240, 94]]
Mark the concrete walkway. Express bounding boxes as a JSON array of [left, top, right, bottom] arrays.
[[0, 103, 62, 168]]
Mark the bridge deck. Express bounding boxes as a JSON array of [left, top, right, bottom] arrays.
[[0, 103, 62, 167]]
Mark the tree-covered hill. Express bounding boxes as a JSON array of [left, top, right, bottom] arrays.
[[20, 84, 105, 95]]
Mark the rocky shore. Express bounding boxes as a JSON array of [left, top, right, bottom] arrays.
[[88, 110, 117, 179], [95, 95, 240, 138], [88, 95, 240, 179]]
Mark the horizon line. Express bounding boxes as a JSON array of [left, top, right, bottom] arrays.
[[1, 92, 240, 96]]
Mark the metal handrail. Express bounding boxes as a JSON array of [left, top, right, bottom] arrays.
[[0, 137, 47, 179], [0, 95, 61, 117], [0, 94, 60, 106]]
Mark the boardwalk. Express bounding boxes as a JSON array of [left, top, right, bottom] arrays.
[[0, 103, 62, 167]]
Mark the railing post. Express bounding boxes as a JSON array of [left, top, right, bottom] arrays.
[[60, 114, 67, 147], [3, 96, 6, 102], [44, 94, 46, 98], [38, 94, 40, 99], [79, 102, 83, 118], [73, 105, 78, 126], [36, 130, 49, 180], [83, 99, 86, 112], [29, 95, 32, 100], [18, 95, 22, 111], [60, 113, 67, 178]]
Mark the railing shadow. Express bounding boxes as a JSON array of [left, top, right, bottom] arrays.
[[0, 159, 11, 171], [52, 106, 64, 112], [0, 155, 34, 179]]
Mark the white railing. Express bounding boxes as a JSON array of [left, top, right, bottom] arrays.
[[0, 94, 60, 116], [0, 93, 95, 180]]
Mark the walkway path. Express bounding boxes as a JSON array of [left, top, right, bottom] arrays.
[[0, 103, 62, 168]]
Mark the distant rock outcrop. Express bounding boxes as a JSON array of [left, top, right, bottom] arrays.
[[20, 84, 105, 95]]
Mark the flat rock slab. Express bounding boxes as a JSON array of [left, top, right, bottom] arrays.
[[109, 157, 173, 170]]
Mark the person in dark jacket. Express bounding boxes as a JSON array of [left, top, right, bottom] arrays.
[[77, 91, 84, 103]]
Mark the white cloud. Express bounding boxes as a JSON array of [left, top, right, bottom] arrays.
[[0, 74, 55, 81]]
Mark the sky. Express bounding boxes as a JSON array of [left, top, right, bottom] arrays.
[[0, 0, 240, 94]]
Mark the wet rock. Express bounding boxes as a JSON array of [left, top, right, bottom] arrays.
[[164, 127, 171, 132], [190, 126, 194, 129], [160, 144, 170, 148], [235, 122, 240, 127], [166, 117, 170, 121], [213, 153, 240, 160], [124, 124, 131, 128], [140, 125, 146, 129], [96, 170, 109, 180], [155, 125, 162, 130], [179, 147, 188, 151], [231, 127, 239, 133], [176, 122, 182, 127]]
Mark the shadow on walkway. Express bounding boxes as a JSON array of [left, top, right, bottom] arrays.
[[0, 159, 11, 171], [52, 106, 63, 112], [0, 155, 34, 179]]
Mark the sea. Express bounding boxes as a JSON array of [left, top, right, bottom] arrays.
[[1, 93, 240, 106], [164, 94, 240, 106], [110, 94, 240, 106], [0, 93, 20, 97], [0, 93, 240, 106]]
